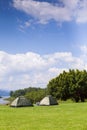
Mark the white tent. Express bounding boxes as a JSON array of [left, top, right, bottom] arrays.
[[39, 95, 58, 106], [10, 96, 33, 107]]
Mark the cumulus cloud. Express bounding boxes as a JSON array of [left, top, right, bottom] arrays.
[[0, 50, 86, 90], [12, 0, 87, 24]]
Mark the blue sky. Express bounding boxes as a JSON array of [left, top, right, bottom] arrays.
[[0, 0, 87, 90]]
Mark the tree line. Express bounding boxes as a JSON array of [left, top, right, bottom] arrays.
[[10, 87, 47, 103], [10, 69, 87, 103]]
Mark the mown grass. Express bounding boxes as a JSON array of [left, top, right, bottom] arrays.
[[0, 102, 87, 130]]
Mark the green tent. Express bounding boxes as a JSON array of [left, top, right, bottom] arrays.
[[10, 96, 33, 107]]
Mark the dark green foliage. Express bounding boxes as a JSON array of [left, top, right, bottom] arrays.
[[10, 89, 26, 97], [10, 87, 47, 103], [47, 69, 87, 102], [25, 89, 46, 103]]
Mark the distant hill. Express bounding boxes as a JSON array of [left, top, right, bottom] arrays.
[[0, 90, 10, 96]]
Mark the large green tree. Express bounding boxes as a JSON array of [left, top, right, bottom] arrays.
[[47, 69, 87, 102]]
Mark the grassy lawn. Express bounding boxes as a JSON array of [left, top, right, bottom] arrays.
[[0, 102, 87, 130]]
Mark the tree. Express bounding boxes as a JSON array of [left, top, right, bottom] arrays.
[[10, 87, 47, 103], [10, 89, 26, 97], [47, 69, 87, 102], [25, 89, 46, 103]]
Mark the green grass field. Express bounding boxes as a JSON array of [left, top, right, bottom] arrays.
[[0, 102, 87, 130]]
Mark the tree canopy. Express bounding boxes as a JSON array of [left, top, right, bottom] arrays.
[[47, 69, 87, 102]]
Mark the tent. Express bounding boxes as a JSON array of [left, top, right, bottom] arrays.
[[39, 95, 58, 106], [10, 96, 33, 107]]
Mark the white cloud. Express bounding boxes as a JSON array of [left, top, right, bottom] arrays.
[[76, 0, 87, 23], [48, 67, 68, 77], [0, 50, 86, 90], [12, 0, 87, 24]]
